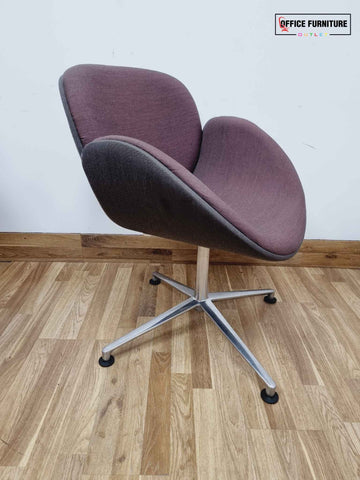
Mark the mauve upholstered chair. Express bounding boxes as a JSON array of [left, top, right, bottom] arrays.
[[59, 64, 306, 404]]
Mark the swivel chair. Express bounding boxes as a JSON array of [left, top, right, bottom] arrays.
[[59, 65, 306, 404]]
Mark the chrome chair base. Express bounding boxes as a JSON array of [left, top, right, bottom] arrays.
[[99, 246, 279, 404]]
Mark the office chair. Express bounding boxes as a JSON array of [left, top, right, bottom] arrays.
[[59, 64, 306, 404]]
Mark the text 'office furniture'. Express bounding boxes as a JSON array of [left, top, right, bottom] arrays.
[[59, 65, 306, 404]]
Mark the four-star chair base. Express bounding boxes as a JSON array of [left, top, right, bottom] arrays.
[[99, 246, 279, 405]]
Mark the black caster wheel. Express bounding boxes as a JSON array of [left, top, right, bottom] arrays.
[[261, 388, 279, 404], [99, 355, 115, 367], [149, 277, 161, 285], [264, 294, 277, 304]]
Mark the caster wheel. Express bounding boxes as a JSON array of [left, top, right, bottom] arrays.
[[99, 355, 115, 367], [261, 388, 279, 404], [149, 277, 161, 286], [264, 294, 277, 304]]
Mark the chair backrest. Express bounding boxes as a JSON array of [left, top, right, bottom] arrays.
[[59, 64, 202, 171]]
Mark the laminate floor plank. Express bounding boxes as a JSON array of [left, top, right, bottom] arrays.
[[141, 352, 171, 476], [169, 373, 197, 480]]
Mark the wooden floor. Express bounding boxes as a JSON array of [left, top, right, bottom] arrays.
[[0, 261, 359, 479]]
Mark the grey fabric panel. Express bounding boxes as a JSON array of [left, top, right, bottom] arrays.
[[81, 139, 299, 260], [58, 75, 83, 155]]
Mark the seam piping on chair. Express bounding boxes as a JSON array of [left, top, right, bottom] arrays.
[[59, 75, 84, 155]]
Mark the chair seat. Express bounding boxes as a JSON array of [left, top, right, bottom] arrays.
[[82, 119, 305, 259]]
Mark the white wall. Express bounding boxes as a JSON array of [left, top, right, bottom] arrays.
[[0, 0, 359, 239]]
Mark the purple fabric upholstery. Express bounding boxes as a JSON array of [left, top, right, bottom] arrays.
[[194, 117, 306, 255], [61, 65, 202, 170], [99, 129, 305, 256], [81, 138, 279, 259], [59, 65, 306, 258]]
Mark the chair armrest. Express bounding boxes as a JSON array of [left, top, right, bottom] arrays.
[[193, 117, 306, 255], [195, 116, 299, 183]]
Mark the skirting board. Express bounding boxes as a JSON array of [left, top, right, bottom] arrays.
[[0, 233, 359, 268]]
